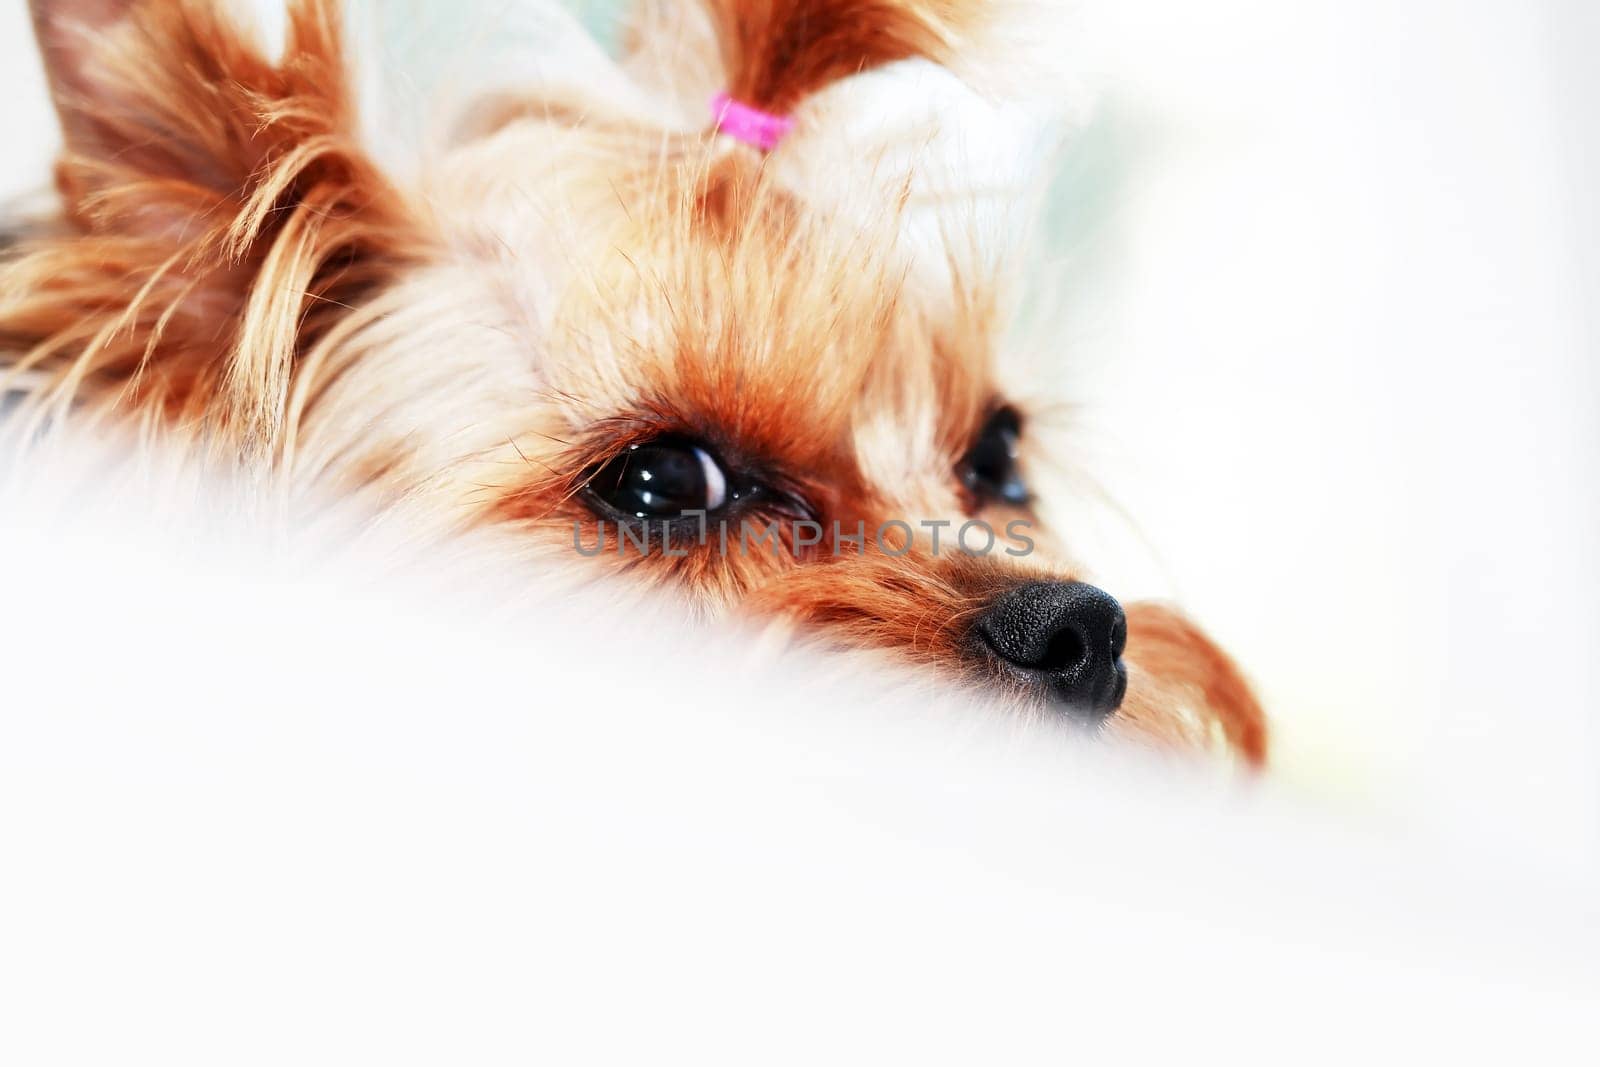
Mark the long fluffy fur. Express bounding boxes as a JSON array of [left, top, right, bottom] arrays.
[[10, 0, 423, 460]]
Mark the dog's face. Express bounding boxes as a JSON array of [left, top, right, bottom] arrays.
[[8, 0, 1267, 763]]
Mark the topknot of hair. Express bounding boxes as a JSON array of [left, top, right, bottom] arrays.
[[704, 0, 980, 113]]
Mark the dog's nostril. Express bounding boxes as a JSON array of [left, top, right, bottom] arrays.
[[1039, 625, 1088, 675], [975, 580, 1128, 722]]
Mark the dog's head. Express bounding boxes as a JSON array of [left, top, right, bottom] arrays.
[[8, 0, 1266, 763]]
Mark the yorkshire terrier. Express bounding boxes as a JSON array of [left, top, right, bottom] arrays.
[[3, 0, 1267, 763]]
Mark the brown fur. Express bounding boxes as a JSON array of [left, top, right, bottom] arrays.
[[1, 0, 1268, 767], [11, 0, 425, 458], [706, 0, 976, 110]]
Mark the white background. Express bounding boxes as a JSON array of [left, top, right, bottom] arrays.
[[1040, 0, 1600, 861]]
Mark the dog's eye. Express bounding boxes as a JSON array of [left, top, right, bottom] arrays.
[[959, 406, 1030, 507], [587, 438, 729, 518]]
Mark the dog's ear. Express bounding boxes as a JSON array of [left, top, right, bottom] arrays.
[[28, 0, 386, 233], [1117, 603, 1270, 767], [28, 0, 134, 154], [14, 0, 422, 457]]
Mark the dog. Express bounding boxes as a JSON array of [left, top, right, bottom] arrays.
[[1, 0, 1266, 763]]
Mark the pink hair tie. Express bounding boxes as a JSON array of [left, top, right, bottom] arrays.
[[710, 92, 795, 152]]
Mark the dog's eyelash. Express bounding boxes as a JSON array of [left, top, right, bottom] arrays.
[[756, 486, 819, 525]]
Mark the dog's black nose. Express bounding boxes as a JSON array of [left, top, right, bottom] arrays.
[[975, 581, 1128, 722]]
